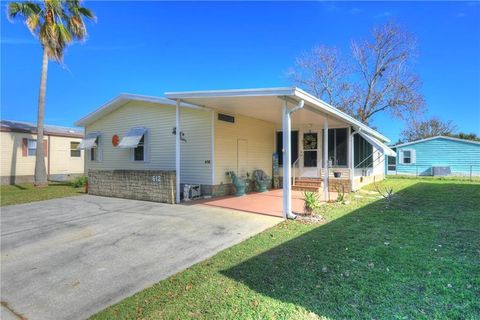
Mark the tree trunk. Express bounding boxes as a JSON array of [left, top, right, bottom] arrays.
[[34, 48, 49, 187]]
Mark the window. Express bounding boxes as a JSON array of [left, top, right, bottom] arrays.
[[27, 139, 37, 156], [387, 155, 396, 171], [133, 135, 145, 161], [325, 128, 348, 166], [90, 146, 97, 161], [70, 142, 81, 157], [276, 131, 298, 166], [89, 137, 99, 161], [400, 149, 415, 165]]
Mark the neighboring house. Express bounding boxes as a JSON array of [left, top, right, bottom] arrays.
[[75, 87, 396, 216], [386, 136, 480, 176], [0, 120, 85, 185]]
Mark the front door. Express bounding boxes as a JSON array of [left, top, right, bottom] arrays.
[[302, 132, 319, 177]]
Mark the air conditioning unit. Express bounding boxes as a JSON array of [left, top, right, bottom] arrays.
[[432, 166, 451, 176], [183, 184, 201, 201]]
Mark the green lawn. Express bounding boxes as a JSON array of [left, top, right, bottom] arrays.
[[0, 182, 84, 206], [92, 177, 480, 319]]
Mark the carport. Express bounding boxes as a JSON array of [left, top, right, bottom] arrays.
[[166, 87, 394, 219]]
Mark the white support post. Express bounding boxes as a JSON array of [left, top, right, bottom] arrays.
[[175, 100, 181, 204], [350, 129, 355, 191], [282, 101, 292, 219], [211, 110, 215, 186], [323, 118, 329, 201]]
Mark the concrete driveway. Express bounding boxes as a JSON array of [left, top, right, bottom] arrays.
[[0, 195, 280, 320]]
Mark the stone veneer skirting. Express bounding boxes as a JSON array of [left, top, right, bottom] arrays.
[[88, 170, 176, 204]]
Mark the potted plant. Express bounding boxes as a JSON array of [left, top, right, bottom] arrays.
[[333, 171, 342, 178], [302, 191, 321, 216], [227, 171, 246, 196]]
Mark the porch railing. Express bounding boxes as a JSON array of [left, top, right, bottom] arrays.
[[292, 154, 302, 186]]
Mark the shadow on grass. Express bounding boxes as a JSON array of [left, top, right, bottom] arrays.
[[222, 182, 480, 318], [11, 185, 27, 190]]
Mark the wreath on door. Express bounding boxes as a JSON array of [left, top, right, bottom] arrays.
[[303, 134, 317, 150]]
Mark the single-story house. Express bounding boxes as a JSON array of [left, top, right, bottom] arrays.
[[75, 87, 396, 218], [386, 135, 480, 177], [0, 120, 85, 185]]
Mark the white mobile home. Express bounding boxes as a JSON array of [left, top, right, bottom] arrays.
[[75, 87, 395, 217]]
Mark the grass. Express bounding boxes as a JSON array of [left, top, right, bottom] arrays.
[[0, 182, 84, 206], [92, 177, 480, 319]]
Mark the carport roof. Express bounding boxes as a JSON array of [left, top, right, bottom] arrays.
[[165, 87, 390, 143]]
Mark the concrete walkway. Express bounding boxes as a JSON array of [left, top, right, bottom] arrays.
[[0, 195, 280, 320]]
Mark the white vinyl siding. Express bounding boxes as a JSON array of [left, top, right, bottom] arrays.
[[85, 101, 212, 185], [86, 101, 175, 171], [179, 108, 212, 185], [214, 112, 274, 185]]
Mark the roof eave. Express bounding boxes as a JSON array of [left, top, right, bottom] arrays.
[[394, 135, 480, 147], [165, 87, 297, 100]]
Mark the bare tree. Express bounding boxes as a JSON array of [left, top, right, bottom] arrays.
[[287, 46, 352, 112], [289, 22, 426, 124], [401, 117, 456, 142]]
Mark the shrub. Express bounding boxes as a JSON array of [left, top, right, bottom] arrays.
[[303, 191, 321, 216], [71, 176, 88, 188]]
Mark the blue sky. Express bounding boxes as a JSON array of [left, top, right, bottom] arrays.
[[1, 1, 479, 141]]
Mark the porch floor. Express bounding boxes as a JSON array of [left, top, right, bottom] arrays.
[[187, 189, 338, 217]]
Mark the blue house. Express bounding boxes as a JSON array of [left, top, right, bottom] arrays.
[[386, 136, 480, 177]]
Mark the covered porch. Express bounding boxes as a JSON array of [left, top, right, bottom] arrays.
[[166, 87, 395, 219], [188, 188, 338, 217]]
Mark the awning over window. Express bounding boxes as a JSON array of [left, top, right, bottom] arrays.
[[359, 131, 396, 157], [118, 127, 147, 148], [78, 132, 100, 149]]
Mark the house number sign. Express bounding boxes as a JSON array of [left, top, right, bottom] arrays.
[[152, 176, 162, 183]]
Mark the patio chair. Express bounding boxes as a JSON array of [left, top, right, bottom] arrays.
[[228, 171, 246, 196], [253, 169, 270, 192]]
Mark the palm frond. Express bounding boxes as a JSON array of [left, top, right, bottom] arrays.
[[78, 7, 95, 21], [9, 0, 94, 62], [26, 13, 40, 34], [68, 16, 86, 40], [7, 2, 41, 21]]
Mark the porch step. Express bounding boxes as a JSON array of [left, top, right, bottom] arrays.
[[294, 180, 323, 187], [294, 178, 323, 187], [292, 185, 320, 192], [293, 178, 323, 192]]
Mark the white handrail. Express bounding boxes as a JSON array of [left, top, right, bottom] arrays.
[[292, 154, 301, 186]]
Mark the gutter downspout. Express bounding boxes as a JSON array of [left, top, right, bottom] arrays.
[[175, 100, 181, 204], [282, 99, 304, 220]]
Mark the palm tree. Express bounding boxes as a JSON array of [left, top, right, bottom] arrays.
[[8, 0, 95, 186]]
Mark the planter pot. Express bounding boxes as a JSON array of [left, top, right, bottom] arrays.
[[333, 172, 342, 178], [234, 185, 246, 196], [257, 181, 269, 192]]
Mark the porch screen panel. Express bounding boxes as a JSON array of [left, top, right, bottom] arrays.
[[276, 131, 298, 166], [335, 128, 347, 166], [354, 134, 373, 168], [326, 128, 348, 166]]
